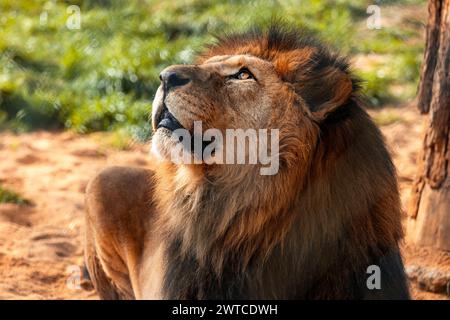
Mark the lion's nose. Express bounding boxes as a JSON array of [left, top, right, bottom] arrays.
[[159, 69, 190, 90]]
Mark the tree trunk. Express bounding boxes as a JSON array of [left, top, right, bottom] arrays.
[[408, 0, 450, 251]]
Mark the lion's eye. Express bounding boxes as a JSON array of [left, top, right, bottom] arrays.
[[230, 68, 255, 80]]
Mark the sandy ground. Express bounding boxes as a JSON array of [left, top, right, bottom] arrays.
[[0, 104, 449, 300]]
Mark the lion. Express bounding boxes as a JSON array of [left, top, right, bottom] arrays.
[[84, 25, 410, 299]]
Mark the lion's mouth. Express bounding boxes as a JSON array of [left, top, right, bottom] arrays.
[[156, 103, 184, 132]]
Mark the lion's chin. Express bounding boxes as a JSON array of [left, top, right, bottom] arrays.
[[151, 128, 198, 164], [151, 128, 177, 161], [151, 127, 216, 165]]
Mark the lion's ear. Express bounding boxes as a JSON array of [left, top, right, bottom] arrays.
[[296, 66, 354, 121]]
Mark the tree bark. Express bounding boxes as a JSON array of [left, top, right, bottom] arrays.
[[408, 0, 450, 251]]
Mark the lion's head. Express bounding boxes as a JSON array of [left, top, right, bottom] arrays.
[[151, 25, 357, 174]]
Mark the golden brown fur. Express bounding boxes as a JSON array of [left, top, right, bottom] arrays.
[[85, 25, 409, 299]]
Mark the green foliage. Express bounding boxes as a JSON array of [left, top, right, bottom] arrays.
[[0, 0, 425, 138], [0, 185, 30, 205]]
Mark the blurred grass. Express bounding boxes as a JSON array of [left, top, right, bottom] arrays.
[[0, 184, 30, 205], [0, 0, 426, 139], [90, 129, 133, 150], [372, 109, 406, 126]]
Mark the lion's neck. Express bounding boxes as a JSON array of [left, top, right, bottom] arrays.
[[155, 163, 302, 275]]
